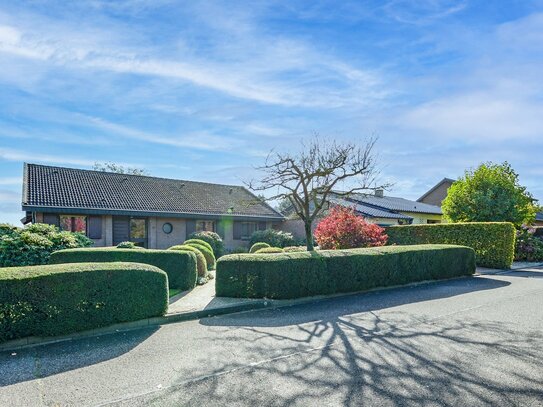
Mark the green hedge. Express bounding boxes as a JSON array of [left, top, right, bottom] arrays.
[[386, 222, 515, 269], [250, 242, 271, 253], [50, 248, 197, 290], [168, 245, 207, 277], [0, 262, 167, 342], [216, 244, 475, 299], [184, 242, 216, 270]]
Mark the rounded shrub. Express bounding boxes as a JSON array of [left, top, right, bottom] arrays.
[[189, 231, 225, 258], [50, 248, 197, 290], [0, 262, 168, 342], [169, 245, 207, 277], [249, 229, 296, 248], [255, 247, 284, 254], [185, 242, 216, 270], [184, 239, 213, 253], [250, 242, 270, 253], [117, 241, 137, 249]]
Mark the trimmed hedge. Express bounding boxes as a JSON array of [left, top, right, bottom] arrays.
[[189, 231, 225, 258], [184, 239, 213, 253], [184, 242, 216, 270], [50, 248, 197, 290], [386, 222, 515, 269], [255, 247, 284, 254], [168, 245, 207, 277], [0, 262, 168, 342], [216, 244, 475, 299], [250, 242, 271, 253]]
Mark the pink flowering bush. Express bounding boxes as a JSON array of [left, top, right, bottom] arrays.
[[314, 206, 388, 250], [515, 225, 543, 261]]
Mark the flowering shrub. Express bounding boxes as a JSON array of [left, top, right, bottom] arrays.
[[189, 231, 225, 258], [515, 226, 543, 262], [314, 206, 388, 250]]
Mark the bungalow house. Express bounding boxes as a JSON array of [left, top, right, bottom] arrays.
[[21, 163, 284, 250], [535, 212, 543, 227]]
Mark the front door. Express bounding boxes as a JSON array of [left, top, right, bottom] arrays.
[[113, 216, 148, 247]]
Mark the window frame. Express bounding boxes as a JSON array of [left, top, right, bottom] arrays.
[[196, 220, 215, 233]]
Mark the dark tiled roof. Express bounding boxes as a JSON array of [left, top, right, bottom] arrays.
[[536, 212, 543, 221], [22, 163, 283, 219], [345, 192, 443, 215], [328, 197, 413, 220]]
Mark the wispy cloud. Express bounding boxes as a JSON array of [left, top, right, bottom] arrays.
[[0, 147, 96, 166]]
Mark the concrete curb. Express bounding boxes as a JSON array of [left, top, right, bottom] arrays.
[[2, 265, 542, 352]]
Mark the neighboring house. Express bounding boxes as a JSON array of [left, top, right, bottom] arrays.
[[279, 190, 443, 239], [329, 190, 443, 226], [21, 163, 284, 250], [535, 212, 543, 226], [417, 178, 455, 206]]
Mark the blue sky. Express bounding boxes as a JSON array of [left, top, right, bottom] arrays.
[[1, 0, 542, 224]]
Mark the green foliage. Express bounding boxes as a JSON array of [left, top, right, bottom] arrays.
[[184, 239, 213, 253], [250, 242, 271, 253], [117, 241, 137, 249], [515, 226, 543, 262], [50, 248, 197, 289], [0, 262, 168, 342], [189, 231, 225, 258], [230, 246, 249, 254], [249, 229, 296, 248], [283, 246, 307, 252], [386, 222, 516, 269], [442, 162, 537, 226], [0, 223, 93, 267], [168, 245, 207, 277], [216, 245, 475, 299], [184, 242, 216, 270], [255, 247, 284, 254]]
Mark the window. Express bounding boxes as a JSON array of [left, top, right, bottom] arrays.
[[241, 222, 257, 239], [162, 222, 173, 234], [196, 220, 215, 232], [60, 216, 87, 233]]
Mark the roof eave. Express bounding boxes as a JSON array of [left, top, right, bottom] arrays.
[[22, 205, 285, 221]]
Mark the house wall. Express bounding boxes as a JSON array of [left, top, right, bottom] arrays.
[[401, 212, 443, 224], [34, 212, 111, 247], [152, 217, 186, 249], [418, 182, 453, 206]]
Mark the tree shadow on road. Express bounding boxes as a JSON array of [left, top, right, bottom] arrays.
[[0, 326, 158, 386], [139, 275, 543, 406]]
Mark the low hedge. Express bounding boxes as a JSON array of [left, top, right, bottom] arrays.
[[216, 244, 475, 299], [168, 245, 207, 277], [184, 239, 213, 253], [255, 247, 284, 254], [184, 242, 216, 270], [0, 262, 168, 342], [386, 222, 515, 269], [50, 248, 197, 290]]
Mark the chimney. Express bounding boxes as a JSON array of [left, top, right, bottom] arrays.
[[375, 189, 384, 198]]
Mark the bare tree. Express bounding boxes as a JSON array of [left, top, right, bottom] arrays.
[[248, 136, 388, 251], [93, 162, 149, 176]]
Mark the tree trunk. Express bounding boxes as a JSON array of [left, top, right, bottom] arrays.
[[304, 220, 314, 251]]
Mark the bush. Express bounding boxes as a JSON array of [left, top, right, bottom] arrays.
[[249, 229, 296, 248], [50, 248, 197, 290], [315, 206, 388, 249], [230, 246, 249, 254], [0, 262, 168, 342], [250, 242, 271, 253], [0, 223, 93, 267], [117, 241, 137, 249], [184, 239, 213, 253], [255, 247, 284, 254], [515, 226, 543, 262], [188, 231, 225, 258], [168, 245, 207, 277], [386, 222, 516, 269], [184, 242, 216, 270], [283, 246, 307, 252], [216, 245, 475, 299]]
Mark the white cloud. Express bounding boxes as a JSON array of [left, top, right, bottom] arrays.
[[0, 147, 96, 166]]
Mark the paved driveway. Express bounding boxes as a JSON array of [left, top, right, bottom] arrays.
[[1, 268, 542, 406]]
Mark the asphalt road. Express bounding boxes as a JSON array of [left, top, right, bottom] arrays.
[[1, 268, 543, 407]]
